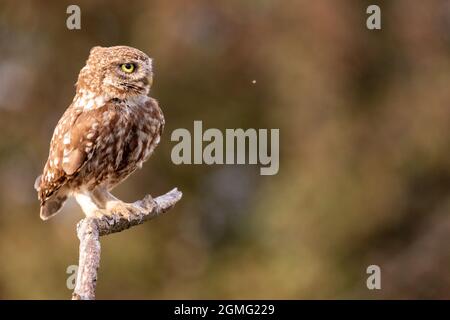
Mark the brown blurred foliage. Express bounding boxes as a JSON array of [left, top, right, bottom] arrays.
[[0, 0, 449, 299]]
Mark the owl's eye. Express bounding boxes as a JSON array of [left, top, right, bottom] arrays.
[[120, 63, 136, 73]]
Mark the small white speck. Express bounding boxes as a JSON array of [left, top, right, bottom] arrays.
[[63, 134, 71, 145], [85, 99, 94, 110], [95, 96, 105, 107], [252, 80, 256, 84]]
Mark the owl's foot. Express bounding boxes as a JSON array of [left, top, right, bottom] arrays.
[[106, 201, 142, 221]]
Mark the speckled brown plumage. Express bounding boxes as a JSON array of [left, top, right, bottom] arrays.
[[35, 46, 164, 220]]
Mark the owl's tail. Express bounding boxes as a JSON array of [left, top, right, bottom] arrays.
[[40, 194, 68, 220], [35, 175, 68, 220]]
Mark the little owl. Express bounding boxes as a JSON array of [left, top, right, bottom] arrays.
[[35, 46, 164, 220]]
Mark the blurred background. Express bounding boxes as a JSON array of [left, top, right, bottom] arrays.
[[0, 0, 449, 299]]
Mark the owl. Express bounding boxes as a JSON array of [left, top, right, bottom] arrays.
[[35, 46, 164, 220]]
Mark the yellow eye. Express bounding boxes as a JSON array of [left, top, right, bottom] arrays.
[[121, 63, 135, 73]]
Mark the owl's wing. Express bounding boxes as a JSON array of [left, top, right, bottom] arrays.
[[38, 107, 102, 203]]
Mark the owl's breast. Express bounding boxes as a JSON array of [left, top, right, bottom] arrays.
[[75, 97, 164, 190]]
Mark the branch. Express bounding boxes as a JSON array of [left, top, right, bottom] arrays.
[[71, 188, 182, 300]]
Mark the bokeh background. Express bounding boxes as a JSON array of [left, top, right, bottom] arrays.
[[0, 0, 449, 299]]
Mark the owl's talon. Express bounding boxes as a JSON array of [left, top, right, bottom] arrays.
[[88, 209, 112, 220], [108, 202, 141, 221]]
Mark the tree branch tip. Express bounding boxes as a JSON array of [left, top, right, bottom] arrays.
[[72, 187, 182, 299]]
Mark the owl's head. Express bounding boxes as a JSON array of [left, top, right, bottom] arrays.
[[77, 46, 153, 99]]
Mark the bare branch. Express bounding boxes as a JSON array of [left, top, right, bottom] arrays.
[[72, 188, 182, 300]]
